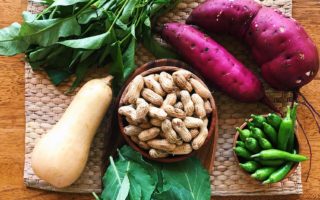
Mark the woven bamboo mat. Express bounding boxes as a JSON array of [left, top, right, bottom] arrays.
[[24, 0, 302, 196]]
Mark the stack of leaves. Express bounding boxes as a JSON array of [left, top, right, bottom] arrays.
[[0, 0, 179, 91], [96, 145, 211, 200]]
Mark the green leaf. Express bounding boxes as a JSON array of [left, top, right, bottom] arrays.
[[45, 69, 71, 85], [0, 23, 29, 56], [109, 41, 124, 91], [19, 16, 81, 47], [161, 158, 211, 200], [123, 37, 136, 79], [142, 30, 180, 59], [50, 0, 90, 7], [153, 186, 194, 200], [102, 152, 157, 200], [58, 32, 110, 49], [78, 0, 115, 24], [119, 0, 138, 23], [116, 174, 130, 200]]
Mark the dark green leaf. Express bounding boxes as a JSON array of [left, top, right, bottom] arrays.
[[0, 23, 29, 56], [161, 158, 211, 200], [142, 30, 180, 59], [58, 32, 109, 49], [78, 0, 115, 24], [152, 186, 194, 200], [123, 37, 136, 79], [45, 68, 71, 85]]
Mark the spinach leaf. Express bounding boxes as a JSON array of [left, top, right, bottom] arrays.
[[0, 23, 28, 56], [19, 16, 81, 47], [0, 0, 180, 92], [58, 32, 110, 49], [142, 29, 180, 59], [123, 37, 137, 79]]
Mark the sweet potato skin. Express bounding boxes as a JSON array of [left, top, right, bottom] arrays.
[[161, 23, 265, 102], [186, 0, 261, 38], [187, 0, 319, 91], [245, 7, 319, 90]]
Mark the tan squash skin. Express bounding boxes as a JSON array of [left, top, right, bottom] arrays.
[[31, 76, 113, 188]]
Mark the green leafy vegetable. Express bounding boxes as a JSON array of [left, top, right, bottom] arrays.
[[99, 146, 211, 200], [161, 159, 211, 200], [0, 0, 179, 92]]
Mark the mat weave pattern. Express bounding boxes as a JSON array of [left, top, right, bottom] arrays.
[[24, 0, 302, 195]]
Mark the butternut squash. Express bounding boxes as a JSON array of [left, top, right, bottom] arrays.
[[31, 76, 113, 188]]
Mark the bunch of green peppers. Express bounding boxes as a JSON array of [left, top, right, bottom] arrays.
[[234, 103, 308, 184]]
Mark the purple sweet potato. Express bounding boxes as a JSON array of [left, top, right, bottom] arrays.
[[161, 23, 265, 103], [187, 0, 319, 91], [245, 7, 319, 90], [186, 0, 261, 38]]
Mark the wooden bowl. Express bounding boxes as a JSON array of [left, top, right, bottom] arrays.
[[233, 115, 300, 182], [118, 59, 218, 163]]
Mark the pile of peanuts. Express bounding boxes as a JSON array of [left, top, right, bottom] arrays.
[[118, 69, 213, 158]]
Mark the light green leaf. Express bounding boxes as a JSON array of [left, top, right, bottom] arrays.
[[45, 69, 71, 85], [0, 23, 28, 56], [58, 32, 109, 49], [22, 11, 36, 22], [116, 174, 130, 200], [161, 158, 211, 200], [50, 0, 90, 7], [144, 17, 151, 28], [77, 0, 115, 24], [19, 17, 81, 47]]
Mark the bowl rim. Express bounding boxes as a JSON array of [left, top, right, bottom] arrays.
[[117, 59, 218, 163], [233, 114, 301, 183]]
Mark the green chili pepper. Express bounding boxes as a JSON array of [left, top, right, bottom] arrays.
[[250, 114, 267, 128], [234, 146, 252, 160], [236, 141, 246, 148], [287, 103, 298, 152], [251, 149, 308, 162], [246, 120, 255, 129], [250, 127, 266, 139], [251, 167, 277, 181], [245, 137, 261, 153], [239, 161, 260, 173], [236, 128, 252, 142], [266, 113, 282, 130], [254, 159, 285, 167], [278, 106, 293, 151], [257, 137, 273, 150], [262, 122, 277, 146], [262, 162, 293, 184]]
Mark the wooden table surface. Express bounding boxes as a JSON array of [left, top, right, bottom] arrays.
[[0, 0, 319, 199]]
